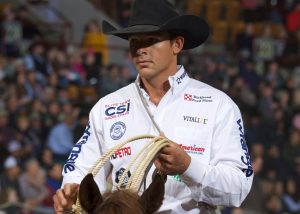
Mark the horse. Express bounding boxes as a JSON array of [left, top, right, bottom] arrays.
[[78, 171, 167, 214]]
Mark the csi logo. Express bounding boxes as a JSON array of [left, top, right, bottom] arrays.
[[105, 103, 130, 116]]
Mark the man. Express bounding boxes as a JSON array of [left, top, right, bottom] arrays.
[[53, 0, 253, 213]]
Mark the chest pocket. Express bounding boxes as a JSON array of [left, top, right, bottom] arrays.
[[173, 126, 210, 145]]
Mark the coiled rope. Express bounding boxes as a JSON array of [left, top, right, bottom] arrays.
[[72, 134, 170, 214]]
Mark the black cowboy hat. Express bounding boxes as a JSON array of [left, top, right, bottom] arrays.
[[102, 0, 210, 50]]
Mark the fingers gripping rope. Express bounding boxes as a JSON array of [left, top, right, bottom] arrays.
[[72, 134, 170, 214]]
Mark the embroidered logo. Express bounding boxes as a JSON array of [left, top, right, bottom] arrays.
[[110, 121, 126, 140], [176, 71, 187, 84], [111, 146, 132, 160], [115, 168, 131, 188], [184, 93, 193, 101], [104, 100, 130, 120], [184, 93, 212, 103], [183, 115, 208, 124], [179, 144, 205, 155]]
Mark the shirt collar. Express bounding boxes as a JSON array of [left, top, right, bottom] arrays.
[[168, 65, 189, 95], [135, 65, 189, 99]]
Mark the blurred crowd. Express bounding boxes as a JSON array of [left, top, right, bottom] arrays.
[[0, 0, 300, 213]]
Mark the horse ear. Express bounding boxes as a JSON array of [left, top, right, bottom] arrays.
[[139, 171, 167, 214], [79, 173, 103, 213]]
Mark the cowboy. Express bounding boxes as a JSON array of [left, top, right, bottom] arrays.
[[53, 0, 253, 213]]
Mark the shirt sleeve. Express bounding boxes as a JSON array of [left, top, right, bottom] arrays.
[[181, 94, 253, 207], [61, 103, 111, 193]]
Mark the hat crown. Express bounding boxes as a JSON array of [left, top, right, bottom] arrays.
[[129, 0, 179, 27]]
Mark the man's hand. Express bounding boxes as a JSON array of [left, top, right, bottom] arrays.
[[154, 140, 191, 175], [53, 183, 79, 213]]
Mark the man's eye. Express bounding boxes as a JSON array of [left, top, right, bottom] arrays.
[[147, 38, 160, 44]]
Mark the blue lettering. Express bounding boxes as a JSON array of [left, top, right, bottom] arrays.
[[242, 168, 254, 177], [84, 123, 91, 136], [105, 107, 116, 116], [237, 119, 253, 177], [127, 103, 130, 111], [64, 164, 75, 173], [241, 155, 251, 166], [237, 119, 244, 135], [63, 122, 91, 173], [116, 105, 126, 114], [71, 145, 82, 154], [105, 103, 130, 117]]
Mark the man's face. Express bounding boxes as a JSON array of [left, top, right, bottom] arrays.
[[129, 31, 178, 81]]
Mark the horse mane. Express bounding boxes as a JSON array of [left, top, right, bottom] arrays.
[[79, 172, 166, 214]]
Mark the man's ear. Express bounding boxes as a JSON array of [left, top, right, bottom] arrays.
[[79, 173, 103, 213], [139, 171, 167, 214], [172, 36, 184, 54]]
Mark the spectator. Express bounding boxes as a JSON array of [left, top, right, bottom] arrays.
[[47, 114, 75, 163], [16, 5, 41, 54], [83, 50, 101, 88], [264, 194, 283, 214], [286, 0, 300, 33], [39, 147, 54, 171], [240, 59, 261, 91], [253, 24, 277, 74], [0, 108, 15, 147], [282, 129, 300, 171], [0, 5, 22, 58], [282, 176, 300, 213], [101, 63, 122, 96], [82, 19, 108, 66], [23, 41, 53, 84], [257, 83, 276, 121], [70, 48, 86, 81], [18, 158, 48, 212], [0, 156, 22, 214], [44, 101, 60, 133], [117, 0, 133, 27], [7, 140, 23, 164], [236, 23, 255, 60], [42, 163, 62, 209]]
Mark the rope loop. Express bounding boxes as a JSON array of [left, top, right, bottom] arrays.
[[72, 134, 170, 214]]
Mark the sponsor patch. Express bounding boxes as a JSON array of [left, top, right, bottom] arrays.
[[111, 146, 132, 160], [179, 144, 205, 155], [184, 93, 212, 103], [110, 121, 126, 140], [115, 168, 131, 188], [104, 99, 130, 120], [237, 119, 253, 178], [183, 115, 208, 124]]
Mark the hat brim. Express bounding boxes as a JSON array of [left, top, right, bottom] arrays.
[[103, 15, 209, 50]]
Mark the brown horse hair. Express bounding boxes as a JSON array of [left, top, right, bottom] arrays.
[[79, 171, 167, 214]]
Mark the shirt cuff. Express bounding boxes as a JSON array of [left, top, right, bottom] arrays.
[[61, 177, 82, 187], [181, 156, 208, 184]]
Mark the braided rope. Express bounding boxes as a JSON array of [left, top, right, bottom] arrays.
[[127, 138, 169, 191], [117, 135, 164, 189], [72, 134, 170, 214]]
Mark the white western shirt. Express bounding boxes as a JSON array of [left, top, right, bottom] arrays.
[[62, 66, 253, 213]]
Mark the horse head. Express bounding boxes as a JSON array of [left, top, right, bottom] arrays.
[[79, 171, 167, 214]]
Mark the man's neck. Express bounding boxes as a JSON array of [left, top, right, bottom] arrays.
[[140, 65, 179, 105], [141, 80, 170, 105]]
